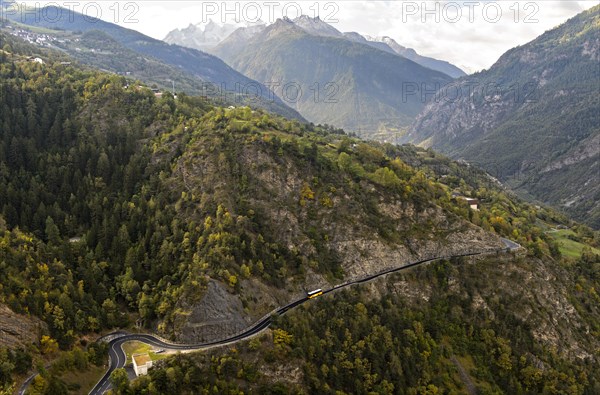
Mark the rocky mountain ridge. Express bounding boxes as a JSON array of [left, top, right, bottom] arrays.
[[165, 15, 466, 78], [407, 5, 600, 228], [164, 19, 249, 51], [210, 17, 454, 138]]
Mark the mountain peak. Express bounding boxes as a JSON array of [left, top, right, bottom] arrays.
[[163, 19, 237, 49], [343, 32, 368, 43], [272, 17, 296, 29], [266, 17, 303, 37], [296, 14, 321, 22], [292, 15, 343, 37], [168, 15, 465, 78], [367, 35, 406, 51]]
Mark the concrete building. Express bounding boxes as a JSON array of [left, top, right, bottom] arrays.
[[464, 198, 479, 211], [452, 193, 480, 210], [132, 353, 153, 376]]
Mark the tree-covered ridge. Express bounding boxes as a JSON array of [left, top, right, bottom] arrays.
[[147, 102, 598, 338], [1, 19, 304, 120], [140, 104, 505, 336], [3, 4, 308, 118], [1, 37, 192, 351], [1, 30, 599, 395], [0, 34, 432, 345], [110, 247, 600, 395]]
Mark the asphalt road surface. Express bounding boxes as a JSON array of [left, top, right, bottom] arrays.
[[86, 238, 520, 394]]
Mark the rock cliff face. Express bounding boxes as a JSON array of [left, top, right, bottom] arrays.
[[0, 304, 46, 350], [407, 5, 600, 228], [161, 111, 503, 342], [163, 20, 238, 52], [174, 280, 251, 343], [328, 202, 500, 279]]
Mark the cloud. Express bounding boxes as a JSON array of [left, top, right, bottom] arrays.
[[333, 0, 597, 72]]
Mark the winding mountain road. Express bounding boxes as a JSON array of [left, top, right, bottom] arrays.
[[85, 238, 519, 395]]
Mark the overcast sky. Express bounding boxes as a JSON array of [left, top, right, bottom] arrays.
[[23, 1, 598, 73]]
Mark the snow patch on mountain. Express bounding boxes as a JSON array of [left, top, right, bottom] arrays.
[[292, 15, 343, 37], [164, 19, 260, 51], [164, 15, 465, 78]]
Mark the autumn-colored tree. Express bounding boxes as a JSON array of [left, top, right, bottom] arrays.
[[40, 335, 58, 355]]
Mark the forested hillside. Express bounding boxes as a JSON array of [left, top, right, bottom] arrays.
[[2, 9, 304, 120], [0, 31, 486, 382], [1, 31, 599, 395], [115, 245, 600, 395], [107, 143, 600, 394], [407, 5, 600, 229]]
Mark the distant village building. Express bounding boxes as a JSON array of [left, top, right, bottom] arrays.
[[452, 193, 480, 210], [150, 88, 163, 98], [132, 353, 153, 376], [28, 57, 44, 64], [464, 198, 479, 211]]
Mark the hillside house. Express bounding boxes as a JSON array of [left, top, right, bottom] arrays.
[[27, 57, 44, 64], [132, 353, 153, 376], [452, 193, 480, 210], [464, 198, 479, 210]]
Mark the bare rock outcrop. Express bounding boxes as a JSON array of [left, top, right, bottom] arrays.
[[0, 304, 46, 350]]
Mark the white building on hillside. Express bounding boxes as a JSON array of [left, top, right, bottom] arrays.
[[132, 353, 153, 376]]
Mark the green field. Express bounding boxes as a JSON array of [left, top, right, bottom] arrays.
[[10, 20, 68, 35], [548, 229, 600, 259], [121, 341, 171, 364]]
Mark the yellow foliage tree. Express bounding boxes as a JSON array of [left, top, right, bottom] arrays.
[[40, 335, 58, 355], [299, 182, 315, 207], [273, 329, 293, 349]]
